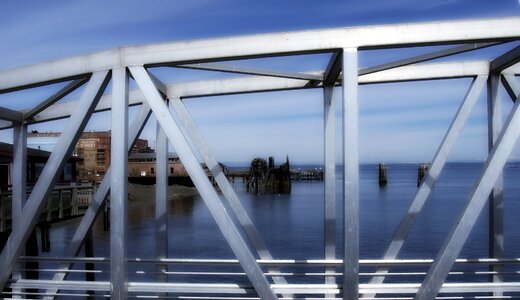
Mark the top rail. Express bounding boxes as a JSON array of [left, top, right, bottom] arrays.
[[0, 17, 520, 92]]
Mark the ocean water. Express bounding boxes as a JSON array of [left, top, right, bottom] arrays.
[[40, 162, 520, 291]]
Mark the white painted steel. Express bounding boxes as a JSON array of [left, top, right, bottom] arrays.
[[0, 18, 518, 93], [0, 107, 23, 123], [42, 102, 152, 300], [502, 74, 520, 101], [364, 76, 488, 298], [487, 74, 504, 291], [122, 17, 520, 66], [324, 86, 337, 292], [130, 66, 278, 300], [110, 67, 129, 299], [17, 61, 495, 127], [358, 61, 490, 84], [178, 62, 323, 81], [11, 124, 27, 234], [490, 45, 520, 73], [0, 17, 520, 299], [0, 49, 120, 93], [155, 120, 168, 282], [342, 48, 359, 300], [359, 43, 497, 76], [0, 70, 110, 290], [168, 97, 293, 297], [11, 124, 27, 299], [24, 78, 88, 119], [9, 279, 520, 296], [415, 75, 520, 299], [17, 255, 520, 265]]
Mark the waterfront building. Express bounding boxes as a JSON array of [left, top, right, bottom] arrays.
[[28, 131, 151, 182], [0, 142, 80, 188]]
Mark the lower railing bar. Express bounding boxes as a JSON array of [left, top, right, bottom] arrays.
[[14, 268, 103, 274], [133, 298, 339, 300], [358, 282, 520, 294], [8, 280, 520, 295], [362, 271, 520, 277], [20, 256, 109, 263], [360, 297, 515, 300], [18, 256, 520, 266], [12, 267, 520, 278], [3, 291, 96, 298]]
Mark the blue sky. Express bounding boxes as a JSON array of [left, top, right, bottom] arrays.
[[0, 0, 520, 165]]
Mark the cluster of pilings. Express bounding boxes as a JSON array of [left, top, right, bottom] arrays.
[[378, 163, 429, 187], [246, 156, 291, 194]]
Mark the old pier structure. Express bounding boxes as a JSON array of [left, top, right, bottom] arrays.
[[0, 17, 520, 299], [247, 157, 291, 194]]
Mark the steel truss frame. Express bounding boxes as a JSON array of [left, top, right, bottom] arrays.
[[0, 16, 519, 299]]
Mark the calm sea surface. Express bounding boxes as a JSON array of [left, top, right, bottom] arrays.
[[43, 162, 520, 286]]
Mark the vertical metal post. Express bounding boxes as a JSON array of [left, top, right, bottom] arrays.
[[415, 80, 520, 300], [12, 123, 27, 298], [364, 76, 487, 298], [487, 73, 503, 289], [342, 48, 359, 300], [110, 67, 129, 299], [12, 124, 27, 234], [130, 66, 278, 300], [169, 98, 292, 298], [156, 120, 168, 281], [323, 85, 336, 291], [43, 103, 151, 300], [0, 70, 110, 291]]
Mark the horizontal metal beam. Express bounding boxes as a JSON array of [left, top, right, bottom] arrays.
[[359, 42, 499, 76], [0, 17, 519, 92], [122, 17, 520, 66], [24, 77, 88, 120], [358, 61, 489, 84], [0, 49, 120, 94], [177, 62, 323, 81], [18, 255, 520, 266], [0, 70, 110, 291], [8, 280, 520, 296], [416, 71, 520, 300], [10, 61, 492, 128], [490, 45, 520, 73], [364, 75, 488, 299], [0, 106, 23, 123], [131, 66, 278, 300]]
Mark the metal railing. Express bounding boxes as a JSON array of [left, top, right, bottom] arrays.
[[0, 183, 96, 232], [3, 257, 520, 299]]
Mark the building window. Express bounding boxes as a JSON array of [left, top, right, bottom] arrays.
[[170, 167, 174, 174], [151, 167, 155, 174]]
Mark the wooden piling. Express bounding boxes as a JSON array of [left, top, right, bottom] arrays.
[[40, 222, 51, 253], [26, 229, 39, 293], [85, 229, 95, 298], [418, 163, 429, 187], [378, 163, 388, 187], [103, 204, 110, 232]]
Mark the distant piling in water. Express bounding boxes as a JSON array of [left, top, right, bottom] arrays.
[[378, 163, 388, 187], [418, 163, 429, 187], [246, 156, 291, 194]]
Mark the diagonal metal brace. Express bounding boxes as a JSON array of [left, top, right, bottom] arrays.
[[415, 75, 520, 299], [0, 70, 111, 291], [130, 66, 278, 300], [363, 75, 488, 298], [42, 102, 151, 299], [169, 97, 292, 297]]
